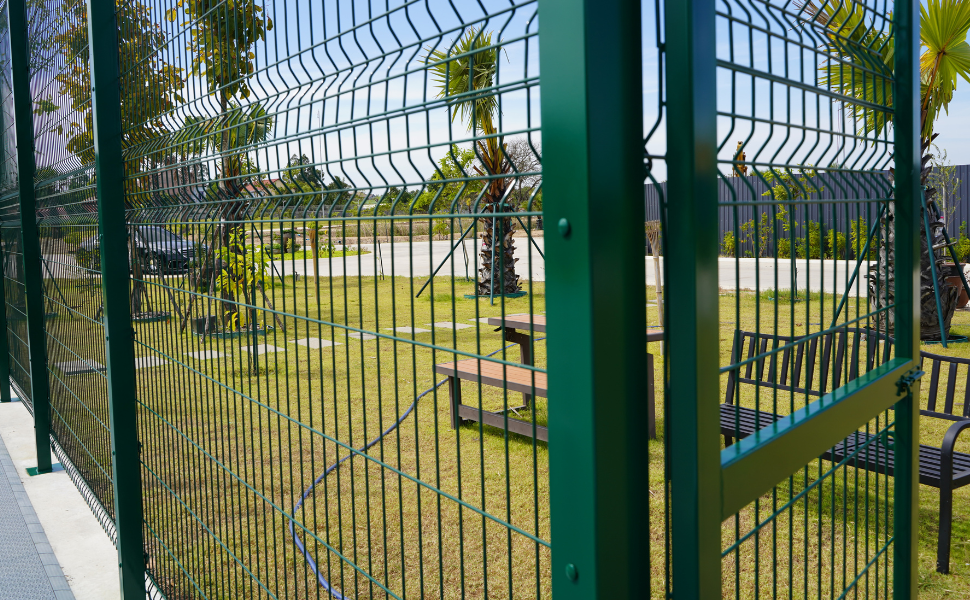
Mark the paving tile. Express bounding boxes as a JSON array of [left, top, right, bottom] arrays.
[[55, 360, 104, 376], [384, 326, 431, 335], [346, 332, 377, 341], [242, 344, 284, 355], [431, 322, 473, 330], [134, 356, 169, 369], [294, 338, 342, 349]]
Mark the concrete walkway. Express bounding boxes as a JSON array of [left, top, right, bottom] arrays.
[[0, 400, 119, 600], [0, 421, 72, 599]]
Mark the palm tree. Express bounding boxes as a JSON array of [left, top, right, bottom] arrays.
[[428, 28, 520, 296], [807, 0, 970, 340]]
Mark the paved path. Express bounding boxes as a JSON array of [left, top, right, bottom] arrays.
[[0, 423, 73, 600], [0, 401, 119, 600]]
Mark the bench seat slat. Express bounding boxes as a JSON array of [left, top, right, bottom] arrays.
[[435, 359, 548, 398]]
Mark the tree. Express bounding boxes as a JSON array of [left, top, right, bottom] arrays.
[[282, 153, 325, 208], [166, 0, 273, 230], [427, 28, 520, 296], [36, 0, 185, 182], [412, 145, 483, 214], [808, 0, 970, 340], [503, 139, 542, 214]]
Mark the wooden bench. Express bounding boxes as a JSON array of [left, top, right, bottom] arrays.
[[721, 328, 970, 574], [435, 359, 549, 441]]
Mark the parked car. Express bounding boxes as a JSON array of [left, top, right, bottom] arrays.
[[76, 226, 202, 274]]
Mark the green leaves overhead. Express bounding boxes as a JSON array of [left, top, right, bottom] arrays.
[[920, 0, 970, 127], [809, 0, 970, 140], [427, 27, 502, 137], [166, 0, 272, 102]]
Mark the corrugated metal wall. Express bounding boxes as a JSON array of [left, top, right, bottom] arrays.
[[644, 167, 970, 256]]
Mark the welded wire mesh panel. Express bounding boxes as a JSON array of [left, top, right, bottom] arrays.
[[0, 0, 28, 404], [716, 0, 901, 594], [643, 0, 670, 596], [28, 0, 116, 519], [93, 0, 549, 596]]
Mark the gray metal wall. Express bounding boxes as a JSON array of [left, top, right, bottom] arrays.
[[643, 168, 969, 256]]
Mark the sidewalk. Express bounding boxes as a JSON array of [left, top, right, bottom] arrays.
[[0, 421, 72, 600], [0, 400, 119, 600]]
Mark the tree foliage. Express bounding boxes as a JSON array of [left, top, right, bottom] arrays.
[[37, 0, 185, 167], [166, 0, 272, 102], [413, 146, 483, 214]]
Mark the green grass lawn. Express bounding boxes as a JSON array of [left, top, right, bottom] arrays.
[[31, 272, 970, 598]]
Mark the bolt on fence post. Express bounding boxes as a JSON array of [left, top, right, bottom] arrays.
[[7, 0, 52, 471], [84, 0, 146, 596], [892, 0, 921, 593], [540, 0, 648, 597]]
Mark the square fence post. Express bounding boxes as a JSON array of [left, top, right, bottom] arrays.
[[0, 238, 12, 404], [7, 0, 52, 472], [664, 0, 724, 595], [540, 0, 649, 597], [892, 0, 921, 593], [85, 0, 146, 596]]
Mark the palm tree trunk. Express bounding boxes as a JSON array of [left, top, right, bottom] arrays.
[[477, 179, 521, 296]]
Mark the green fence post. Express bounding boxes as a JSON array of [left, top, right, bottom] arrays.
[[7, 0, 51, 472], [893, 0, 921, 593], [0, 238, 12, 404], [540, 0, 648, 597], [85, 0, 146, 596], [665, 0, 723, 595]]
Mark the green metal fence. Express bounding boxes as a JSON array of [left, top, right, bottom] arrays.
[[0, 0, 925, 596]]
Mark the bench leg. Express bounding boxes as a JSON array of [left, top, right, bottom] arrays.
[[938, 480, 954, 574], [449, 376, 462, 430], [519, 334, 533, 409]]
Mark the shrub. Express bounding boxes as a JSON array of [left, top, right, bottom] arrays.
[[825, 229, 846, 259], [720, 231, 736, 257], [75, 247, 100, 270], [64, 231, 85, 247], [776, 237, 791, 258], [956, 222, 970, 263], [849, 217, 878, 260]]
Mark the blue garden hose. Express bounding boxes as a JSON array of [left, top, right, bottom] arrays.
[[289, 337, 546, 598]]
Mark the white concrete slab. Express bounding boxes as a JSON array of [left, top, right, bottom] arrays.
[[384, 327, 431, 335], [134, 357, 168, 369], [294, 338, 341, 349], [346, 332, 377, 341], [0, 401, 119, 600], [431, 322, 473, 330], [186, 350, 224, 360], [468, 318, 494, 323], [55, 361, 104, 376], [242, 344, 284, 355]]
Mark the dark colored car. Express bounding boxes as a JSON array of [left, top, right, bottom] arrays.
[[77, 226, 201, 274]]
